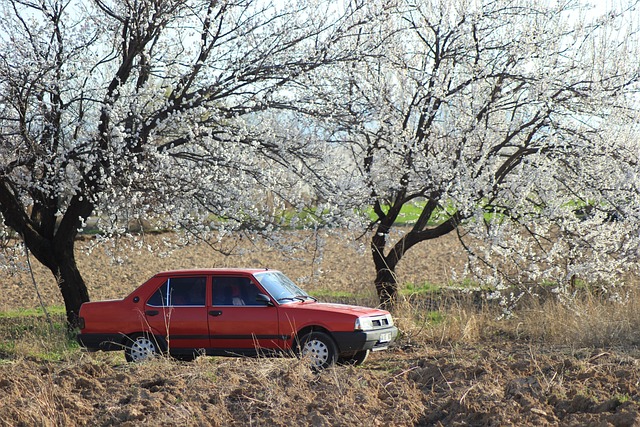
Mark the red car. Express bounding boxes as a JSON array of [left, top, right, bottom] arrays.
[[77, 268, 398, 368]]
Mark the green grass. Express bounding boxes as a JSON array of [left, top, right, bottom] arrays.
[[615, 393, 632, 404], [0, 305, 66, 318], [425, 310, 445, 324], [276, 200, 446, 228], [401, 279, 482, 296], [401, 282, 443, 295], [0, 309, 79, 361], [364, 200, 505, 227], [0, 340, 15, 356], [365, 201, 436, 226]]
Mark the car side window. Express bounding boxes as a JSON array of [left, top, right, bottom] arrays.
[[147, 277, 206, 306], [147, 281, 168, 306], [212, 276, 264, 306]]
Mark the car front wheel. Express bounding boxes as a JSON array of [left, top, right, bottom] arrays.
[[299, 332, 338, 370], [125, 333, 161, 362]]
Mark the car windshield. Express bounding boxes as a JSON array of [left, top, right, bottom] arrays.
[[254, 271, 314, 303]]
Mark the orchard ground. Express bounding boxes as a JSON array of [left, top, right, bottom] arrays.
[[2, 231, 640, 426]]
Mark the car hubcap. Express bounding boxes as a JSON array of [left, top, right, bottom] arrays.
[[130, 337, 157, 362], [302, 339, 328, 367]]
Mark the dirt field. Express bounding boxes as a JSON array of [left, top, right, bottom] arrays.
[[1, 229, 467, 311], [2, 231, 640, 426]]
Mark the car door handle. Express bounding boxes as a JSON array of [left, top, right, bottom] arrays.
[[209, 310, 223, 317], [145, 310, 159, 316]]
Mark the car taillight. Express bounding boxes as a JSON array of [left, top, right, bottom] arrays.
[[78, 317, 85, 329]]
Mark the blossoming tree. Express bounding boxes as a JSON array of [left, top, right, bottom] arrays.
[[2, 0, 639, 322], [0, 0, 373, 324], [307, 0, 640, 305]]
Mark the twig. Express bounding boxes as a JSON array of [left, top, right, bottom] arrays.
[[24, 239, 53, 335], [589, 352, 610, 362], [459, 383, 476, 405]]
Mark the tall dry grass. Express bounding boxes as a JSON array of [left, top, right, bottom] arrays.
[[517, 290, 640, 347], [392, 287, 640, 350]]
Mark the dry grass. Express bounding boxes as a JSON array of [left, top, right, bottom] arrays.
[[0, 353, 426, 426], [517, 290, 640, 347], [392, 287, 640, 351], [3, 231, 640, 425]]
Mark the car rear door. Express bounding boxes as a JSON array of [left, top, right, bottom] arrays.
[[208, 275, 283, 352], [144, 275, 210, 351]]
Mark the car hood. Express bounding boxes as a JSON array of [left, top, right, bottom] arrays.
[[286, 301, 387, 317]]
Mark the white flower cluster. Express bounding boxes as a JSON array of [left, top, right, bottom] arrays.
[[0, 0, 639, 309]]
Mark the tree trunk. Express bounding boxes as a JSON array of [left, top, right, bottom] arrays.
[[371, 224, 400, 309], [24, 234, 90, 328], [374, 267, 398, 310], [370, 210, 461, 309], [20, 233, 90, 328], [52, 243, 90, 327], [2, 190, 95, 328]]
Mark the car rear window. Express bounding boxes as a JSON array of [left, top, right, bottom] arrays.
[[147, 276, 206, 306]]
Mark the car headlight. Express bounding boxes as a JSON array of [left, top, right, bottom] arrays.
[[355, 317, 374, 331], [355, 314, 395, 331]]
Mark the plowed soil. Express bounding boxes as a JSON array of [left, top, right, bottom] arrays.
[[1, 231, 640, 426]]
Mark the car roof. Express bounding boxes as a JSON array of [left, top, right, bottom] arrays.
[[153, 268, 276, 277]]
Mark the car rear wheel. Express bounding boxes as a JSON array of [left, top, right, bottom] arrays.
[[338, 349, 370, 366], [299, 332, 338, 370], [125, 333, 162, 362]]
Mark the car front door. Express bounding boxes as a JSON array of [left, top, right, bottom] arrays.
[[144, 276, 210, 352], [208, 275, 282, 353]]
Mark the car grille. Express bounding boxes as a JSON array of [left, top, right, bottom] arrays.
[[371, 315, 391, 328]]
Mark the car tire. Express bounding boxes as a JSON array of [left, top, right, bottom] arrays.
[[299, 331, 338, 370], [338, 349, 370, 366], [171, 353, 196, 362], [124, 333, 162, 362]]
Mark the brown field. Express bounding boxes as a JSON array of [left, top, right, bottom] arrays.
[[2, 231, 640, 426], [1, 230, 467, 311]]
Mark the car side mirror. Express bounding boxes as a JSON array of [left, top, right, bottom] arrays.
[[256, 293, 274, 306]]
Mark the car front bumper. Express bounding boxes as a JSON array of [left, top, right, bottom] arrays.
[[331, 326, 398, 354]]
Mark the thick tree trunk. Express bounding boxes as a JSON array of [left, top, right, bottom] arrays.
[[374, 267, 398, 310], [24, 235, 90, 328], [52, 243, 90, 327], [371, 223, 400, 309], [0, 187, 94, 328], [20, 234, 90, 328], [370, 206, 461, 308]]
